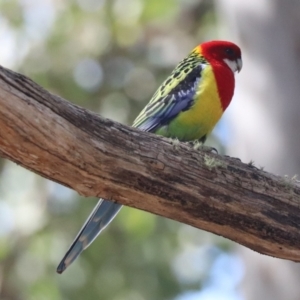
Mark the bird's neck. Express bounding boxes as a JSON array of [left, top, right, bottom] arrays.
[[210, 61, 235, 111]]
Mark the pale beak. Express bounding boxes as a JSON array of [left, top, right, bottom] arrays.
[[236, 58, 243, 73], [223, 58, 243, 73]]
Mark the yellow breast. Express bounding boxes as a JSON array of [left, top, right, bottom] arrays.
[[167, 65, 223, 141]]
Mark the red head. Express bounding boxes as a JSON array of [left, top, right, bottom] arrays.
[[196, 40, 242, 110], [200, 40, 242, 73]]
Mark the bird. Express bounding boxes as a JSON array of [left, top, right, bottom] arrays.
[[57, 40, 242, 274]]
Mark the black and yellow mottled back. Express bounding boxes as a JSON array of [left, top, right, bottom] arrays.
[[132, 49, 207, 132]]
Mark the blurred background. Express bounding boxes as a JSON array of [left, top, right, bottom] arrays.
[[1, 0, 300, 299]]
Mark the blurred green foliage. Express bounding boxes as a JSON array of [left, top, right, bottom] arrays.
[[0, 1, 238, 300]]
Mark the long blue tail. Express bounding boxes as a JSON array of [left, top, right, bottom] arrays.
[[57, 199, 122, 273]]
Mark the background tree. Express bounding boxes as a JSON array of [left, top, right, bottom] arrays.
[[216, 0, 300, 299]]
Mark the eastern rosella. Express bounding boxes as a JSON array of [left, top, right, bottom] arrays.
[[57, 40, 242, 273]]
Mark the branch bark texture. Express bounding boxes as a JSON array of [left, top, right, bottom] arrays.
[[0, 65, 300, 262]]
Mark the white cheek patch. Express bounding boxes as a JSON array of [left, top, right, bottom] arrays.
[[223, 58, 238, 73]]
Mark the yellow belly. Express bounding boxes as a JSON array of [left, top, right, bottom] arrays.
[[166, 65, 223, 141]]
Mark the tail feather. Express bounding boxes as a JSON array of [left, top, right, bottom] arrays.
[[57, 199, 122, 273]]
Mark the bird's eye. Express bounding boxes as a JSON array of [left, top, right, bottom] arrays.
[[224, 48, 235, 56]]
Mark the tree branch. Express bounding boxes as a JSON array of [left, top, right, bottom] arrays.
[[0, 65, 300, 262]]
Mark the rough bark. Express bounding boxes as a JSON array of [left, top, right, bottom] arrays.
[[0, 65, 300, 263]]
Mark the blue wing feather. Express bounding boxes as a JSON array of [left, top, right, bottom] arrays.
[[135, 64, 204, 132]]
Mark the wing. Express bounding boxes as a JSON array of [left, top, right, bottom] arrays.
[[133, 61, 207, 132]]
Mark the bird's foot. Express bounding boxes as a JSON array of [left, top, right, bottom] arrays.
[[168, 138, 181, 150], [187, 141, 218, 154]]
